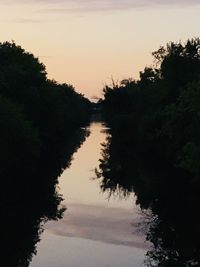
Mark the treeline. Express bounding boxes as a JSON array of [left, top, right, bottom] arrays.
[[98, 38, 200, 266], [0, 42, 91, 266], [0, 41, 91, 194], [102, 37, 200, 189]]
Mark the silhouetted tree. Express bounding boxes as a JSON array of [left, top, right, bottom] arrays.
[[0, 41, 91, 266], [100, 37, 200, 266]]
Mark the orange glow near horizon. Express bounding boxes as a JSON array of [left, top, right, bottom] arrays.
[[1, 1, 200, 99]]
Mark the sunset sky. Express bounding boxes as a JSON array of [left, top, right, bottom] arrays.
[[1, 0, 200, 99]]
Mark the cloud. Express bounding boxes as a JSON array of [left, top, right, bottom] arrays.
[[37, 0, 200, 14], [3, 0, 200, 23], [13, 18, 49, 23], [45, 202, 149, 249], [3, 0, 200, 13]]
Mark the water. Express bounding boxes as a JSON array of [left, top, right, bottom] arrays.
[[30, 122, 147, 267]]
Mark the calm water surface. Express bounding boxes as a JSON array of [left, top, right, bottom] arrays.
[[30, 122, 148, 267]]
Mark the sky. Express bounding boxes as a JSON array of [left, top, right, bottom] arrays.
[[1, 0, 200, 99]]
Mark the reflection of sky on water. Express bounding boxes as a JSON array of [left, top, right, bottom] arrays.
[[30, 122, 147, 266], [59, 122, 136, 208], [31, 234, 145, 267], [46, 202, 148, 249]]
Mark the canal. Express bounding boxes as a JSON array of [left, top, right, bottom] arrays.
[[30, 121, 148, 267]]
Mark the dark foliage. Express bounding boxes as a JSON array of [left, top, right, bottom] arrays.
[[0, 41, 91, 266], [99, 38, 200, 266], [0, 41, 91, 185], [102, 38, 200, 185]]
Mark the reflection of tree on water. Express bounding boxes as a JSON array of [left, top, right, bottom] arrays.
[[1, 193, 64, 267], [1, 128, 89, 267], [96, 129, 200, 267]]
